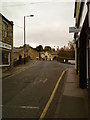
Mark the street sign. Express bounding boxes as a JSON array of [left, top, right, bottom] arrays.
[[69, 27, 81, 33]]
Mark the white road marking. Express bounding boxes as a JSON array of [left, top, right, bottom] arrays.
[[43, 78, 48, 83], [20, 106, 39, 109], [34, 78, 48, 85], [39, 79, 42, 82], [1, 105, 39, 109]]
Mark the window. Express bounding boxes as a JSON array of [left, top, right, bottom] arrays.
[[2, 52, 10, 65], [0, 24, 2, 41], [3, 22, 8, 37], [0, 51, 2, 65]]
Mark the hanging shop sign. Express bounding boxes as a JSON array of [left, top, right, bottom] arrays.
[[0, 42, 11, 50], [69, 27, 81, 33]]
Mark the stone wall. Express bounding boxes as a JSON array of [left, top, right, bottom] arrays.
[[0, 14, 13, 68]]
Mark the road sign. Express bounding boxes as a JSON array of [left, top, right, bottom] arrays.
[[69, 27, 81, 33]]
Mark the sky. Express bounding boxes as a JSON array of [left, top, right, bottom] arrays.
[[0, 0, 75, 49]]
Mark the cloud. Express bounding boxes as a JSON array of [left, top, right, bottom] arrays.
[[1, 1, 74, 48]]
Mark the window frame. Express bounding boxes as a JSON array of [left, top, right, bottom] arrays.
[[3, 20, 8, 37]]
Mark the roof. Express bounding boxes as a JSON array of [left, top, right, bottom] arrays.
[[0, 13, 13, 25], [13, 47, 23, 53], [13, 45, 32, 53]]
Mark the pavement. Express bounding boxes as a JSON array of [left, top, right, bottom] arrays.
[[53, 68, 88, 119]]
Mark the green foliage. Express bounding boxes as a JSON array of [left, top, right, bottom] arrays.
[[35, 45, 43, 52], [68, 40, 75, 50], [44, 46, 51, 51], [58, 40, 75, 59], [58, 49, 75, 59]]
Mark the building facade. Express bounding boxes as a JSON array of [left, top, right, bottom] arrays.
[[13, 45, 39, 66], [0, 13, 13, 68], [74, 0, 89, 88]]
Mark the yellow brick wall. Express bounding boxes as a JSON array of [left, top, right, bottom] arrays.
[[13, 47, 39, 62], [28, 48, 39, 60], [13, 49, 24, 62], [12, 46, 39, 64]]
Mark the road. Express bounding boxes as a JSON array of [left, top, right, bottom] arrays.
[[2, 61, 73, 119]]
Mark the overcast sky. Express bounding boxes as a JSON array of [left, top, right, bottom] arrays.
[[0, 0, 75, 48]]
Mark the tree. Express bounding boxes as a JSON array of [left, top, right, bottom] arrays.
[[35, 45, 43, 52], [44, 46, 51, 51], [68, 40, 75, 50], [67, 40, 75, 58], [58, 47, 67, 58], [58, 40, 75, 59]]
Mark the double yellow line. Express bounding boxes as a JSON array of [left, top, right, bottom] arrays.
[[40, 69, 68, 119]]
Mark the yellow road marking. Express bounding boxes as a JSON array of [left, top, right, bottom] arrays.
[[40, 69, 68, 119]]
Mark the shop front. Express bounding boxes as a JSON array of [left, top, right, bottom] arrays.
[[0, 41, 11, 67]]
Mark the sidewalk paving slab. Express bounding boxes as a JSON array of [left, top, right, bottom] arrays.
[[54, 68, 88, 119]]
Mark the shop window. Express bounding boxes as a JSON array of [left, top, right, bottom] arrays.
[[0, 51, 2, 65], [0, 24, 2, 41], [0, 33, 2, 41], [2, 52, 10, 65], [3, 22, 8, 37]]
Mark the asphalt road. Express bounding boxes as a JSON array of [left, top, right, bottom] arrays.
[[2, 61, 73, 119]]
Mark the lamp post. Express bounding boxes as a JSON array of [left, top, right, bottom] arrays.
[[24, 14, 34, 64]]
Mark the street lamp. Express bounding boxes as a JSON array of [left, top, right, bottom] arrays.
[[24, 14, 34, 64]]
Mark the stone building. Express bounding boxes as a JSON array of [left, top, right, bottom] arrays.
[[74, 1, 89, 88], [0, 13, 13, 68], [13, 45, 39, 66], [40, 51, 58, 61]]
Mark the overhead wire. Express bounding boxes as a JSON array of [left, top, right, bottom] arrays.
[[15, 24, 23, 29], [1, 1, 62, 7]]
